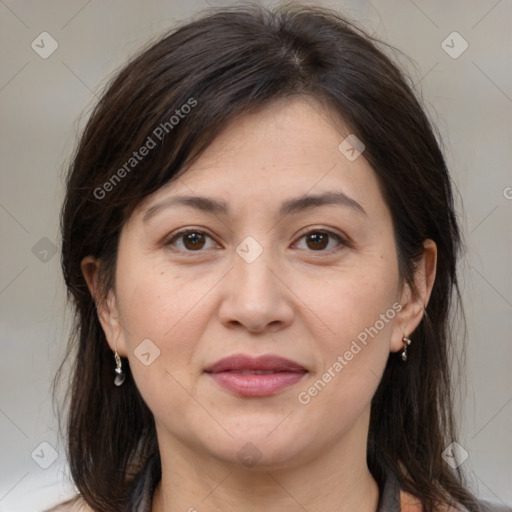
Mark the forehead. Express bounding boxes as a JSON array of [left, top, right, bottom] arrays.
[[134, 97, 386, 222]]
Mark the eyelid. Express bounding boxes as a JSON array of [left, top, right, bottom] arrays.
[[164, 228, 221, 251], [292, 227, 351, 252], [164, 226, 351, 254]]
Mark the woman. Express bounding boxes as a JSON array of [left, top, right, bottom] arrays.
[[52, 3, 494, 511]]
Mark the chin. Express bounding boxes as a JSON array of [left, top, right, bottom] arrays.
[[196, 422, 311, 470]]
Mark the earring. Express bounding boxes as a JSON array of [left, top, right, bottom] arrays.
[[401, 335, 411, 362], [114, 351, 126, 386]]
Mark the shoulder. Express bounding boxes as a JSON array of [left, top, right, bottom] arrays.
[[399, 490, 510, 512], [399, 490, 424, 511], [45, 495, 95, 512], [478, 502, 512, 512], [399, 490, 466, 512]]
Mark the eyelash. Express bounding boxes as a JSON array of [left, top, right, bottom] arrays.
[[165, 228, 349, 255]]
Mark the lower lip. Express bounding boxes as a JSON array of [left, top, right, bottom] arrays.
[[207, 372, 306, 397]]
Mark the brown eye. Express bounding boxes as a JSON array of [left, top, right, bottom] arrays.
[[294, 230, 346, 252], [306, 232, 329, 250], [182, 232, 206, 250], [167, 230, 217, 252]]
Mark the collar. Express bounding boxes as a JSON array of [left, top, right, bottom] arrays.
[[129, 453, 403, 512]]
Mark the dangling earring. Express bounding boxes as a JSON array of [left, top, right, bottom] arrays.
[[114, 351, 126, 386], [401, 335, 411, 362]]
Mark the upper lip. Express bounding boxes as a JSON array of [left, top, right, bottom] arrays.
[[204, 354, 307, 373]]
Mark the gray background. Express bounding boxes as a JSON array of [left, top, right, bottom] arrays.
[[0, 0, 511, 510]]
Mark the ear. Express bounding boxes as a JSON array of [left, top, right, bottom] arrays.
[[81, 256, 127, 357], [390, 239, 437, 353]]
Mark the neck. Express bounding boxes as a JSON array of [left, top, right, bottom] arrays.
[[152, 411, 379, 512]]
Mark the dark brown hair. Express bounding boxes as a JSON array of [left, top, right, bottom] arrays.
[[55, 2, 481, 511]]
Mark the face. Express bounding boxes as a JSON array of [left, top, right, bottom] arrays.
[[90, 97, 431, 470]]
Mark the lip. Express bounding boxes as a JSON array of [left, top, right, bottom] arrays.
[[204, 354, 308, 397]]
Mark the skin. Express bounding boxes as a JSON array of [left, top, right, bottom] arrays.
[[82, 97, 437, 512]]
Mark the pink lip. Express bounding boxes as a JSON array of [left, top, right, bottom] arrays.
[[204, 354, 308, 397]]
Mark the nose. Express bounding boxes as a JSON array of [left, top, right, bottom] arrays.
[[217, 244, 294, 334]]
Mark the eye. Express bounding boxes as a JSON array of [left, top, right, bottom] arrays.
[[165, 228, 347, 253], [166, 229, 219, 252], [294, 229, 347, 252]]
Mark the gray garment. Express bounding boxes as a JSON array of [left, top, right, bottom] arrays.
[[129, 454, 401, 512], [480, 504, 512, 512], [128, 453, 509, 512]]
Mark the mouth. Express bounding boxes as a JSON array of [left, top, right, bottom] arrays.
[[204, 354, 308, 397]]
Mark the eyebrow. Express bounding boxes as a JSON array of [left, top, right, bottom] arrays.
[[142, 191, 367, 223]]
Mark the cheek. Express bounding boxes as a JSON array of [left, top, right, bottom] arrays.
[[114, 257, 220, 382], [295, 253, 399, 349], [295, 275, 398, 436], [114, 265, 216, 426], [116, 258, 202, 336], [292, 246, 400, 412]]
